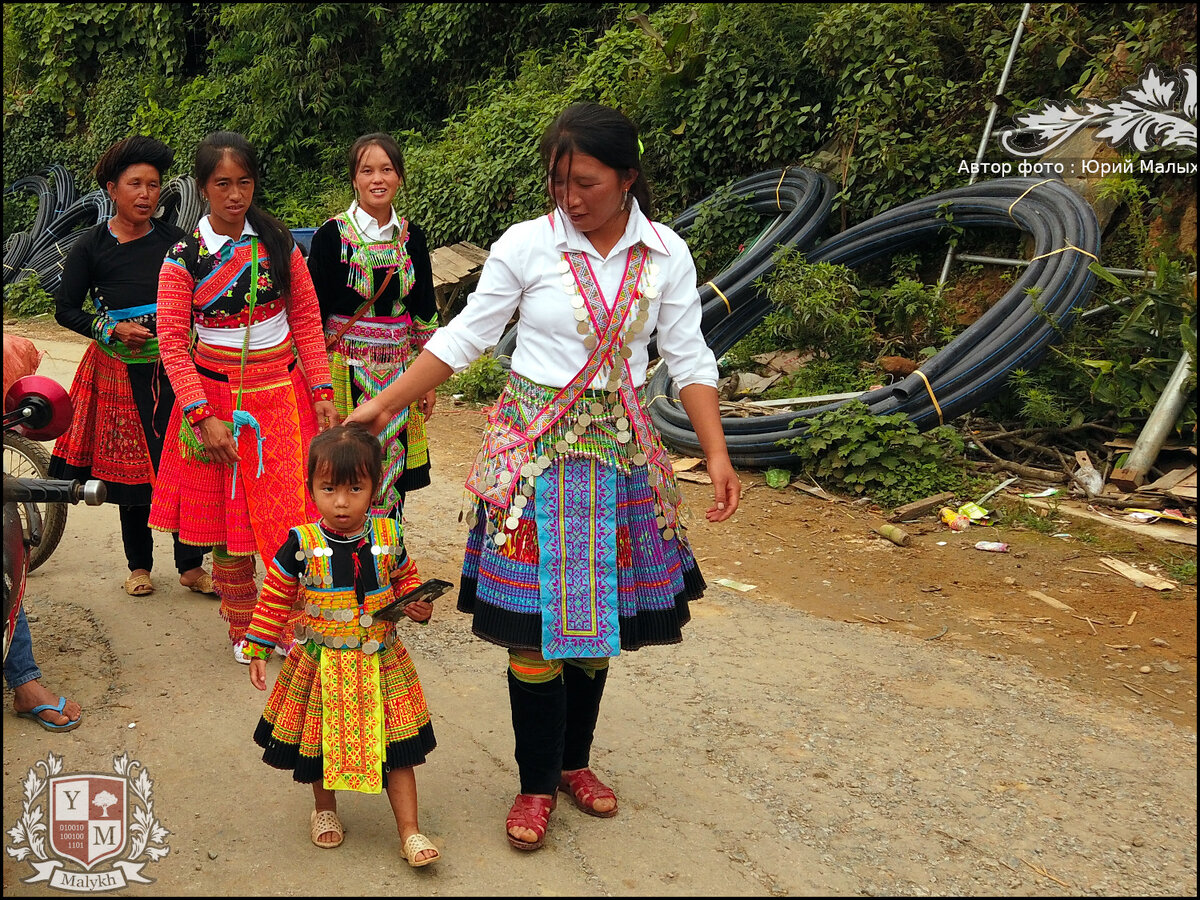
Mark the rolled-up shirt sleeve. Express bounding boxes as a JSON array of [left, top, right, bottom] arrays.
[[423, 228, 525, 372], [653, 236, 719, 390]]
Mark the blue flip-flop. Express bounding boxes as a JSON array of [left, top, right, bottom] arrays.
[[15, 697, 82, 732]]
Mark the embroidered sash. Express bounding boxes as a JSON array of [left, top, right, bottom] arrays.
[[462, 244, 647, 510]]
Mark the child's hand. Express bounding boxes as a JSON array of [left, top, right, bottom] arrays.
[[249, 658, 268, 690], [404, 600, 433, 623]]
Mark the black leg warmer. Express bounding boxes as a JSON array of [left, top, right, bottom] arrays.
[[562, 663, 608, 772], [508, 668, 566, 795]]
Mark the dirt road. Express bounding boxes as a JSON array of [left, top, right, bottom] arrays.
[[3, 324, 1196, 896]]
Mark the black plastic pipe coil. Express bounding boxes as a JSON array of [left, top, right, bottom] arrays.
[[646, 176, 1102, 468]]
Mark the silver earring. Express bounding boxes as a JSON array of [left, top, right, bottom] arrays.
[[622, 190, 629, 210]]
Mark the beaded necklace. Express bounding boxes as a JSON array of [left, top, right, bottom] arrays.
[[335, 208, 415, 304]]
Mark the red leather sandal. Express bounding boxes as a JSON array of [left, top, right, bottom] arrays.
[[506, 793, 556, 850], [559, 768, 618, 818]]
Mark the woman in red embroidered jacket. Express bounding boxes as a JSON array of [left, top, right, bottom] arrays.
[[307, 133, 439, 522], [348, 103, 742, 852], [149, 131, 337, 665]]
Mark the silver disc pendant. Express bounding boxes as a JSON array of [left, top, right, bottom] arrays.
[[359, 613, 373, 627], [362, 640, 380, 655]]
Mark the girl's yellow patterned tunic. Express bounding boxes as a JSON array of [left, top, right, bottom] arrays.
[[245, 516, 435, 792]]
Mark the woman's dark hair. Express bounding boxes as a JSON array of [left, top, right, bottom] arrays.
[[348, 133, 406, 185], [539, 102, 652, 217], [307, 423, 383, 494], [94, 135, 174, 189], [194, 130, 295, 294]]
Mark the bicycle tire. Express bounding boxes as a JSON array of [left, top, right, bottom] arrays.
[[3, 433, 68, 572]]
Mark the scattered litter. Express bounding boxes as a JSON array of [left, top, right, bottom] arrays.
[[936, 541, 947, 546], [1124, 508, 1197, 526], [793, 481, 835, 501], [672, 457, 703, 472], [675, 470, 712, 484], [764, 468, 791, 489], [873, 523, 910, 546], [1020, 488, 1061, 498], [974, 541, 1009, 552], [128, 722, 136, 729], [940, 507, 971, 531], [957, 501, 990, 522], [974, 476, 1019, 505], [1097, 556, 1178, 591], [714, 578, 757, 592], [1051, 532, 1072, 539]]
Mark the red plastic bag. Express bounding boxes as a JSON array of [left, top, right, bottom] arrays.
[[3, 333, 44, 400]]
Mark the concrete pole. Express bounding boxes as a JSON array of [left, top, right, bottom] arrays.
[[1109, 351, 1195, 490]]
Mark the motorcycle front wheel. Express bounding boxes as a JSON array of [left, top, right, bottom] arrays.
[[3, 432, 68, 571]]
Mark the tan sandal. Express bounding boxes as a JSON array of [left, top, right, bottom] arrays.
[[182, 571, 216, 595], [400, 832, 440, 867], [122, 572, 154, 596], [310, 809, 344, 849]]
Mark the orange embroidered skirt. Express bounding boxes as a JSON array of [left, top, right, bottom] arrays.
[[253, 640, 436, 785], [149, 339, 319, 556]]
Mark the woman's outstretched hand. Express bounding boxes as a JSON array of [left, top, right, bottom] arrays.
[[704, 456, 741, 523], [344, 396, 392, 436]]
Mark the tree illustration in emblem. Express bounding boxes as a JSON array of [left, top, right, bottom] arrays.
[[93, 790, 118, 817]]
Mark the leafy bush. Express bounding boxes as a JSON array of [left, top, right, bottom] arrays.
[[446, 353, 508, 405], [2, 271, 54, 317], [779, 399, 970, 507]]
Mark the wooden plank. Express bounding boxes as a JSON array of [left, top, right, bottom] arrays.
[[449, 241, 490, 266], [889, 491, 957, 521], [1141, 464, 1196, 493], [1028, 590, 1074, 612], [1097, 556, 1179, 591]]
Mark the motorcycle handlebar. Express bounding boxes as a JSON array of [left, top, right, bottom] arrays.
[[3, 475, 107, 506]]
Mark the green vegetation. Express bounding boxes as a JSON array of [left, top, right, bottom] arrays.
[[445, 354, 509, 405], [779, 400, 975, 507], [4, 3, 1195, 506]]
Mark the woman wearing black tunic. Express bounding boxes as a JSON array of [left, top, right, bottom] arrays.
[[306, 133, 439, 522], [50, 135, 213, 597]]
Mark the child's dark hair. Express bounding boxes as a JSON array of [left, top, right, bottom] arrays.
[[539, 102, 652, 216], [194, 130, 295, 294], [307, 424, 383, 493], [94, 135, 174, 189]]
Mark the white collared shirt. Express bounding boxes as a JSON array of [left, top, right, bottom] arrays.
[[424, 199, 717, 390], [348, 201, 400, 241], [193, 215, 290, 350]]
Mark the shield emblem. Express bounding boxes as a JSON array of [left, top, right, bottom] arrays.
[[49, 775, 127, 869]]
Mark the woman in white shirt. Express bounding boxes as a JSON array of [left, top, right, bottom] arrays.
[[347, 102, 740, 851]]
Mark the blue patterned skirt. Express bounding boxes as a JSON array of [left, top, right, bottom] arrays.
[[457, 457, 704, 658]]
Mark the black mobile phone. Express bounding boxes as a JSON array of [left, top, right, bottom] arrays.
[[371, 578, 454, 622]]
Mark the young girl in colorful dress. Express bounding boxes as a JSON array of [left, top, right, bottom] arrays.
[[245, 424, 439, 866], [307, 133, 439, 523], [347, 102, 741, 852]]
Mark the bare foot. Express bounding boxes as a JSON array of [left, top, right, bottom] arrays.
[[13, 680, 82, 727]]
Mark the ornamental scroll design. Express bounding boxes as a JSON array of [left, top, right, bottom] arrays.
[[998, 64, 1196, 157]]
